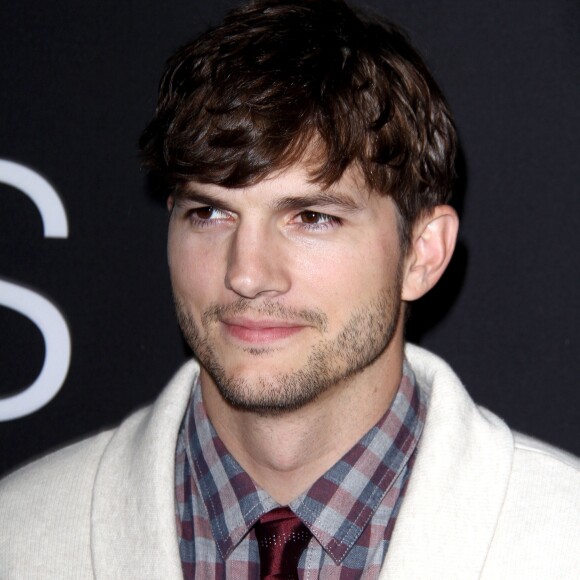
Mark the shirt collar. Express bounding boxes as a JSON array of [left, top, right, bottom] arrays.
[[290, 361, 425, 563], [184, 386, 276, 559], [183, 360, 425, 562]]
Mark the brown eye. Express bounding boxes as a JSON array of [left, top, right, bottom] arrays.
[[194, 207, 214, 220], [301, 211, 321, 224]]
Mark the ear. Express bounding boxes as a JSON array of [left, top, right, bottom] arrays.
[[167, 195, 174, 212], [401, 205, 459, 302]]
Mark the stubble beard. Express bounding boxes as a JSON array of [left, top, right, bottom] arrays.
[[174, 279, 402, 416]]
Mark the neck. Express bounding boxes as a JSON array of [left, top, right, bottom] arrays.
[[201, 342, 404, 505]]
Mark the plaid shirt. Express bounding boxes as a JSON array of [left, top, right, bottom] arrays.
[[175, 361, 426, 579]]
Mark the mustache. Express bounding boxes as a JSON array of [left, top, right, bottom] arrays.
[[202, 299, 328, 332]]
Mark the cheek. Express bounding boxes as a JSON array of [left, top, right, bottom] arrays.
[[312, 237, 400, 306], [167, 230, 224, 304], [294, 243, 374, 311]]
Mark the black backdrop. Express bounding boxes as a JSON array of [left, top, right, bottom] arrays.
[[1, 0, 578, 477]]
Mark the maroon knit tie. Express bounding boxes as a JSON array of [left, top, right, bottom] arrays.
[[254, 507, 312, 579]]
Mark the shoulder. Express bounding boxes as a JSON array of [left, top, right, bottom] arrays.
[[0, 427, 114, 495], [509, 431, 579, 508], [483, 432, 579, 578], [403, 344, 580, 577], [0, 429, 115, 579], [0, 359, 200, 508], [0, 360, 199, 578], [513, 431, 580, 469], [508, 431, 579, 511]]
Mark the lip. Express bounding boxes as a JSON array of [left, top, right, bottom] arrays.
[[221, 318, 306, 344]]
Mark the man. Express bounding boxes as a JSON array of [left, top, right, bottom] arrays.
[[1, 0, 578, 578]]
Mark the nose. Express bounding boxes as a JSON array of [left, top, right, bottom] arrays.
[[225, 220, 291, 299]]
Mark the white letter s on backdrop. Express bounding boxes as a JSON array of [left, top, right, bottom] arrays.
[[0, 160, 71, 421]]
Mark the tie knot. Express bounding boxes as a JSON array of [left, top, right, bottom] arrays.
[[254, 507, 312, 579]]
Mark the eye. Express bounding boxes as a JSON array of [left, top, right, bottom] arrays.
[[192, 206, 218, 220], [190, 206, 229, 221], [300, 211, 325, 224], [186, 206, 232, 228], [295, 210, 341, 229]]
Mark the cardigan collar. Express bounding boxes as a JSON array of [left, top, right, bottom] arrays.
[[379, 345, 513, 579], [90, 346, 514, 579]]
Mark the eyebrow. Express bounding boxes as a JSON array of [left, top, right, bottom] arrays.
[[272, 192, 363, 212], [175, 190, 237, 213], [176, 189, 364, 213]]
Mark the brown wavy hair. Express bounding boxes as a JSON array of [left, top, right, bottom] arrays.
[[139, 0, 456, 244]]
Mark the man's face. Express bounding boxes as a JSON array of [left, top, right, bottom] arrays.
[[168, 165, 406, 415]]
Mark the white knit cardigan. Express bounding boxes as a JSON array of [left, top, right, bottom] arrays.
[[1, 345, 578, 579]]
